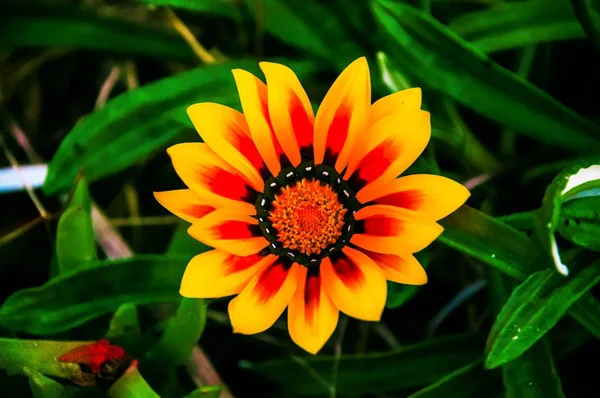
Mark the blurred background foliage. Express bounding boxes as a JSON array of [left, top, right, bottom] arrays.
[[1, 0, 600, 397]]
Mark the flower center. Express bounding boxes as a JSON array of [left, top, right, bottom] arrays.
[[269, 179, 347, 256]]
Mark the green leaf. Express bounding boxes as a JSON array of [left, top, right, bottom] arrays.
[[0, 3, 192, 60], [138, 0, 238, 18], [558, 196, 600, 250], [183, 386, 221, 398], [439, 206, 542, 280], [485, 258, 600, 369], [142, 299, 206, 382], [502, 338, 564, 398], [535, 161, 600, 275], [373, 1, 600, 153], [571, 0, 600, 51], [106, 304, 141, 339], [0, 255, 187, 334], [449, 1, 585, 54], [0, 338, 90, 379], [244, 333, 484, 395], [56, 177, 97, 274], [407, 360, 499, 398], [386, 252, 429, 308], [246, 0, 364, 68], [26, 370, 67, 398], [107, 364, 159, 398], [42, 59, 319, 195]]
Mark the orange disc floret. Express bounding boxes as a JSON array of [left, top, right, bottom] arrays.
[[269, 179, 346, 255]]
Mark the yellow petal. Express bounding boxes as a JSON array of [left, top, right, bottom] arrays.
[[186, 102, 264, 191], [360, 174, 470, 221], [288, 266, 339, 354], [359, 249, 427, 285], [153, 189, 214, 223], [187, 208, 268, 256], [167, 143, 256, 215], [229, 261, 301, 334], [180, 250, 276, 298], [321, 247, 386, 321], [350, 205, 443, 254], [232, 69, 282, 177], [313, 57, 370, 172], [260, 61, 315, 167]]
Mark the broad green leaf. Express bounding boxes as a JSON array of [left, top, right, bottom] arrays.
[[56, 177, 97, 274], [26, 370, 67, 398], [0, 338, 90, 379], [386, 252, 429, 308], [373, 1, 600, 153], [449, 1, 585, 54], [438, 206, 600, 340], [439, 206, 542, 280], [408, 360, 499, 398], [183, 386, 221, 398], [138, 0, 238, 17], [42, 59, 318, 195], [571, 0, 600, 51], [107, 364, 159, 398], [558, 196, 600, 250], [0, 255, 187, 334], [485, 258, 600, 369], [0, 3, 192, 60], [535, 161, 600, 275], [244, 334, 484, 395], [502, 338, 564, 398], [497, 211, 535, 231], [142, 299, 206, 381], [246, 0, 364, 68]]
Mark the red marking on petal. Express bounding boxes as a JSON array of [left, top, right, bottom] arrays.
[[363, 216, 404, 237], [304, 269, 321, 324], [184, 204, 215, 219], [374, 189, 424, 211], [353, 137, 400, 184], [224, 253, 263, 274], [214, 220, 255, 239], [203, 167, 252, 201], [290, 94, 313, 149], [324, 104, 350, 162], [255, 261, 290, 304], [331, 253, 364, 289], [236, 133, 265, 173]]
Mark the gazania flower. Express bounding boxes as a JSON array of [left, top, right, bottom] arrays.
[[154, 57, 469, 354]]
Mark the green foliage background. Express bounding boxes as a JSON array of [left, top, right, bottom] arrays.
[[1, 0, 600, 397]]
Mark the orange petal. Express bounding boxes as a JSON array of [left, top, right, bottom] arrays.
[[321, 246, 386, 321], [361, 174, 470, 221], [370, 88, 422, 123], [313, 57, 370, 172], [350, 205, 443, 254], [229, 260, 301, 334], [346, 109, 431, 197], [288, 266, 339, 354], [232, 69, 283, 177], [359, 249, 427, 285], [260, 62, 315, 167], [153, 189, 215, 223], [187, 209, 268, 256], [180, 250, 277, 298], [167, 143, 256, 215], [186, 103, 265, 191]]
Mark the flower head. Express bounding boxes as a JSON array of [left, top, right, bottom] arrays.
[[154, 57, 469, 354]]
